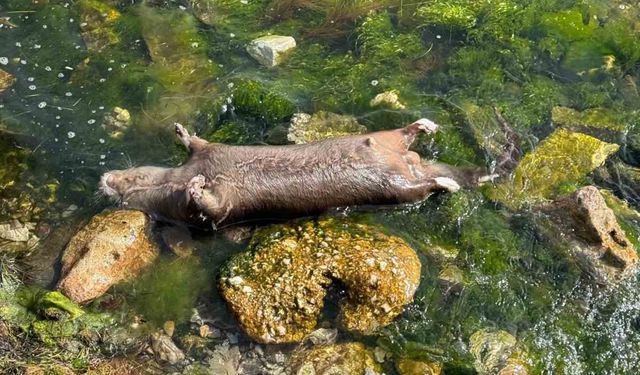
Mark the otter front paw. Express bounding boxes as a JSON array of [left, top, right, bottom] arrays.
[[187, 174, 206, 201]]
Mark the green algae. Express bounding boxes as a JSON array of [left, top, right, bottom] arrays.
[[232, 80, 296, 126], [125, 256, 210, 326], [552, 106, 628, 132], [488, 129, 620, 209]]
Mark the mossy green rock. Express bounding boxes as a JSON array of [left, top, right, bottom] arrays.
[[288, 342, 382, 374], [552, 106, 627, 132], [488, 129, 619, 209], [469, 329, 521, 375], [77, 0, 120, 52], [233, 80, 295, 125], [219, 218, 421, 343], [287, 111, 367, 144], [37, 291, 85, 320]]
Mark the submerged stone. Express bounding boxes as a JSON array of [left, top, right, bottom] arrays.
[[219, 218, 421, 343], [57, 210, 159, 304], [189, 0, 217, 26], [102, 106, 131, 139], [395, 357, 442, 375], [370, 90, 406, 110], [551, 106, 627, 132], [151, 331, 185, 365], [287, 111, 367, 144], [438, 264, 464, 293], [77, 0, 121, 52], [469, 329, 520, 375], [488, 129, 619, 209], [37, 291, 85, 320], [232, 80, 295, 125], [288, 342, 382, 374], [538, 186, 638, 284], [0, 68, 15, 92], [246, 35, 296, 67], [0, 220, 39, 254]]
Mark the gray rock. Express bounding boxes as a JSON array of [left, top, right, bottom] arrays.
[[151, 331, 185, 365], [247, 35, 296, 67]]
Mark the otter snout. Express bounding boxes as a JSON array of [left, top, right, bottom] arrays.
[[100, 172, 121, 199]]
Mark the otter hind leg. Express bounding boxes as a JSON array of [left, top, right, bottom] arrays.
[[175, 123, 208, 153], [401, 118, 439, 147]]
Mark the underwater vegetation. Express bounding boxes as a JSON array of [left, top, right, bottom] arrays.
[[0, 0, 639, 373]]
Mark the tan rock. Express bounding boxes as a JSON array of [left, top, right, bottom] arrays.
[[396, 357, 442, 375], [0, 68, 15, 92], [288, 342, 382, 375], [57, 210, 159, 303], [219, 217, 421, 343], [540, 186, 638, 284], [246, 35, 296, 67]]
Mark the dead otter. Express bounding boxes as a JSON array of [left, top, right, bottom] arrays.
[[100, 120, 490, 229]]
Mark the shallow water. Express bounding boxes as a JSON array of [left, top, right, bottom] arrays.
[[1, 0, 639, 374]]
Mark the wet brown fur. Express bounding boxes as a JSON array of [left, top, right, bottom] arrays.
[[101, 121, 486, 228]]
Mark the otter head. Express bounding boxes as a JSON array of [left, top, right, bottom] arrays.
[[100, 166, 171, 209]]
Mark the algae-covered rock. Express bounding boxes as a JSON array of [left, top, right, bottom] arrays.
[[395, 357, 442, 375], [0, 68, 15, 92], [416, 2, 478, 30], [288, 342, 382, 374], [78, 0, 121, 52], [232, 80, 295, 125], [287, 111, 367, 144], [102, 107, 131, 139], [37, 291, 85, 320], [57, 210, 159, 304], [189, 0, 217, 26], [438, 264, 464, 293], [219, 218, 421, 343], [370, 90, 406, 110], [551, 106, 627, 132], [139, 5, 218, 89], [488, 129, 619, 209], [537, 186, 638, 284], [469, 329, 518, 375], [247, 35, 296, 67], [462, 103, 517, 170]]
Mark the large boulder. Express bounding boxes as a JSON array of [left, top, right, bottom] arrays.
[[537, 186, 638, 284], [287, 111, 367, 144], [246, 35, 296, 67], [288, 342, 382, 374], [57, 210, 159, 303], [219, 218, 421, 343], [488, 129, 619, 209]]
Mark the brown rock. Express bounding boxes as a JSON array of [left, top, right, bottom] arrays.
[[57, 210, 159, 303], [396, 357, 442, 375], [288, 342, 382, 375], [540, 186, 638, 284], [219, 218, 421, 343], [0, 68, 15, 92]]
